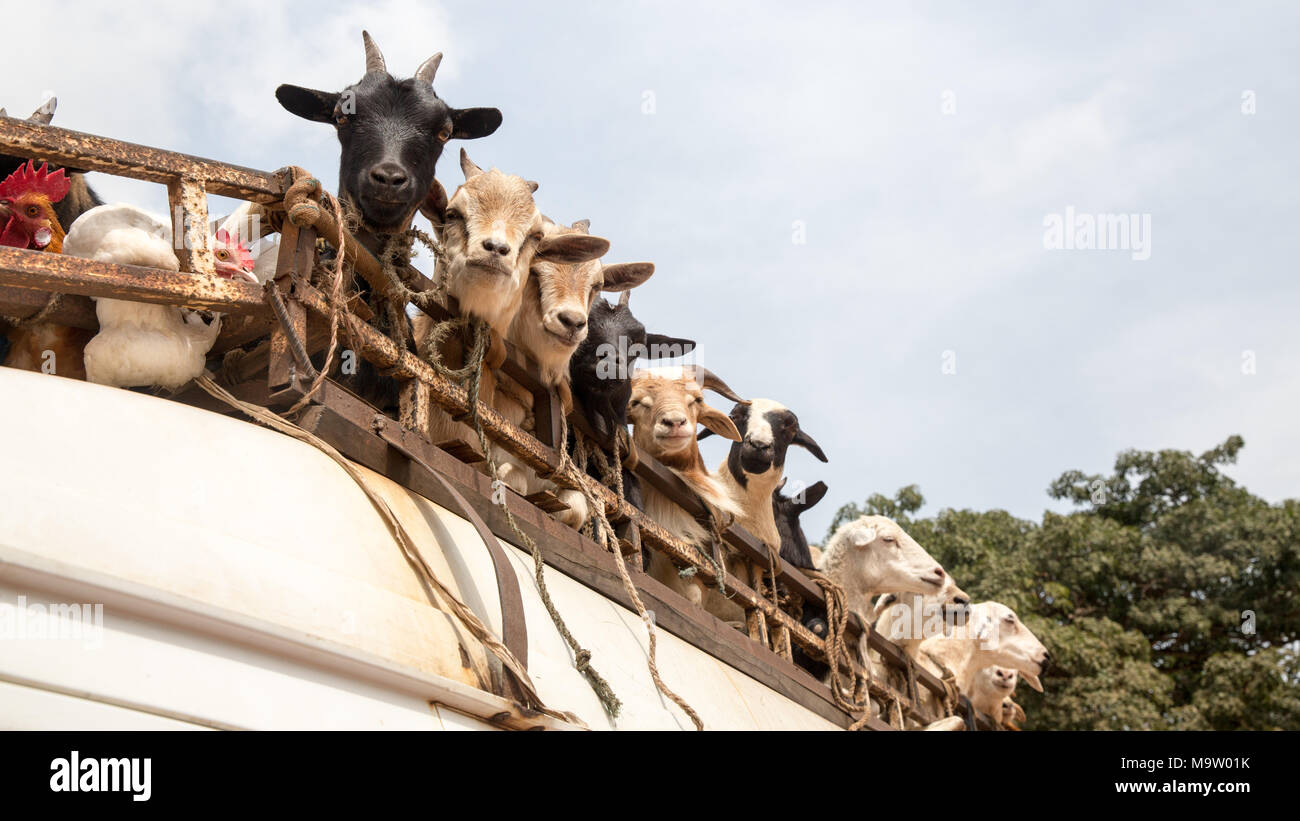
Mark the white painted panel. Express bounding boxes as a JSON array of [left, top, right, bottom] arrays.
[[0, 680, 209, 730]]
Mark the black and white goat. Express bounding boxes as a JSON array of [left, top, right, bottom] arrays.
[[701, 399, 828, 554]]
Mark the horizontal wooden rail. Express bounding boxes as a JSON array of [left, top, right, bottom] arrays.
[[0, 246, 266, 315], [0, 119, 283, 201]]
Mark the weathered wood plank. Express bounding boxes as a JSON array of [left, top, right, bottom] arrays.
[[0, 246, 266, 315], [0, 119, 283, 201]]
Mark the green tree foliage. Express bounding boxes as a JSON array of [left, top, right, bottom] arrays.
[[826, 436, 1300, 730]]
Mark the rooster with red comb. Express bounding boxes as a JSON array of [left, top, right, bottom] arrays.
[[0, 160, 71, 252], [0, 160, 95, 378]]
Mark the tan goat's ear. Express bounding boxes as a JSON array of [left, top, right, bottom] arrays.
[[1021, 672, 1044, 693], [600, 262, 655, 292], [536, 233, 610, 264], [460, 148, 483, 179], [698, 404, 742, 442]]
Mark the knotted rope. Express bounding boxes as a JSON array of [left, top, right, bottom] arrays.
[[805, 568, 876, 730]]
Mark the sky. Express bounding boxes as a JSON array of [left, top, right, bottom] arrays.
[[7, 0, 1298, 541]]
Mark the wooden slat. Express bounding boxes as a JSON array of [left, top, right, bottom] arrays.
[[0, 247, 266, 315], [167, 177, 215, 278], [0, 119, 283, 201]]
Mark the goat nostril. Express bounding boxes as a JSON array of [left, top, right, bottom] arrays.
[[933, 568, 945, 579], [558, 311, 586, 331], [369, 164, 408, 189], [481, 238, 510, 256]]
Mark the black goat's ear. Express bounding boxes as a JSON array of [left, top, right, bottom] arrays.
[[451, 107, 503, 140], [601, 262, 655, 292], [697, 428, 715, 441], [797, 481, 829, 511], [793, 427, 828, 462], [275, 85, 340, 123], [644, 335, 695, 359]]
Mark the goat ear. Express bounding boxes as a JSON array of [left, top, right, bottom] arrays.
[[793, 427, 828, 462], [601, 262, 654, 292], [849, 525, 877, 548], [696, 428, 714, 441], [276, 85, 340, 123], [697, 404, 742, 442], [451, 107, 503, 140], [798, 480, 829, 511], [1021, 672, 1043, 693], [644, 335, 695, 359], [420, 179, 449, 224], [536, 233, 610, 264]]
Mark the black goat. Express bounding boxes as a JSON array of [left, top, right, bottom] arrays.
[[772, 479, 828, 570], [276, 31, 501, 235], [773, 479, 833, 677], [0, 98, 103, 231]]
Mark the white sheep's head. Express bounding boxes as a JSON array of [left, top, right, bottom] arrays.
[[874, 586, 972, 645], [966, 601, 1051, 691], [979, 666, 1019, 697], [424, 150, 608, 331], [823, 515, 957, 601]]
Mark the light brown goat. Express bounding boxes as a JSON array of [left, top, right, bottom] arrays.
[[413, 151, 609, 453], [628, 367, 746, 613], [492, 218, 655, 527]]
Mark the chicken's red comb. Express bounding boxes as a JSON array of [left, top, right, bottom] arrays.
[[0, 160, 71, 204], [215, 228, 256, 271]]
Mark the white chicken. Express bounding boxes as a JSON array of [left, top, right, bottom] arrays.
[[64, 203, 256, 391]]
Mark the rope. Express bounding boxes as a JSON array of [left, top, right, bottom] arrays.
[[806, 569, 873, 729], [555, 412, 703, 729], [451, 324, 622, 719], [191, 374, 580, 726], [1, 291, 62, 329], [923, 649, 961, 718], [284, 182, 349, 417]]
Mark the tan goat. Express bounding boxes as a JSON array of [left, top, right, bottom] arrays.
[[627, 367, 746, 615], [413, 150, 609, 453], [492, 218, 655, 527]]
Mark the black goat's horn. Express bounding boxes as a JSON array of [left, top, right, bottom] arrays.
[[415, 53, 443, 85], [618, 290, 631, 308], [362, 31, 387, 75]]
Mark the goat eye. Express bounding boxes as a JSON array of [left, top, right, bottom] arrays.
[[335, 114, 349, 126], [437, 125, 453, 142]]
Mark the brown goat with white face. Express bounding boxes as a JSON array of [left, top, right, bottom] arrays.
[[628, 367, 747, 613]]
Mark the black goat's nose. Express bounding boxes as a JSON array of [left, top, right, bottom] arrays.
[[369, 163, 408, 189], [481, 238, 510, 256]]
